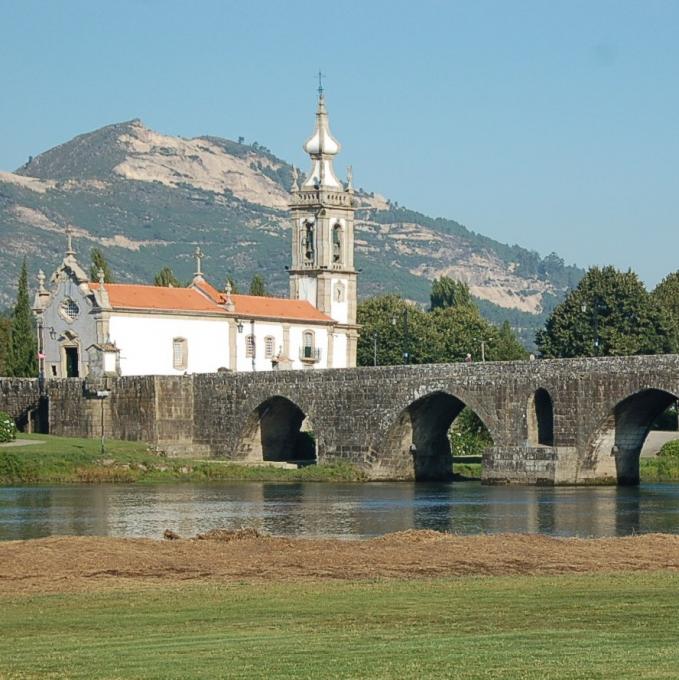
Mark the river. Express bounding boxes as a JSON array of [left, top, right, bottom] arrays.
[[1, 481, 679, 541]]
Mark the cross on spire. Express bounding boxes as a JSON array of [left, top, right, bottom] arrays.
[[317, 70, 325, 97], [65, 227, 75, 256], [194, 246, 204, 277]]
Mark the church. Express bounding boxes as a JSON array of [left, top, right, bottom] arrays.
[[33, 92, 359, 378]]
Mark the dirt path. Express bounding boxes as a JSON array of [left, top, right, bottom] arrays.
[[2, 530, 679, 594]]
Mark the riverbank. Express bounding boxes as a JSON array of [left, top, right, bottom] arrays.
[[1, 532, 678, 678], [2, 434, 678, 484], [0, 434, 366, 484]]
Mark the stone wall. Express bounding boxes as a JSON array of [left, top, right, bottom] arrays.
[[0, 378, 45, 432]]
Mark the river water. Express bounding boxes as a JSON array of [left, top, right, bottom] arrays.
[[1, 481, 679, 541]]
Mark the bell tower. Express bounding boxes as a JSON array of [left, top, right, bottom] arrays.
[[289, 85, 358, 366]]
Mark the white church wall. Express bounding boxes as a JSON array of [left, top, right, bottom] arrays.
[[330, 277, 349, 324], [297, 277, 317, 305], [332, 330, 348, 368], [234, 320, 285, 372], [108, 314, 229, 375], [288, 324, 329, 370]]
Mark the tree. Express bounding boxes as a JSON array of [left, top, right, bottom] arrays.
[[652, 271, 679, 351], [430, 277, 474, 310], [0, 315, 11, 375], [89, 248, 114, 283], [536, 266, 672, 358], [249, 274, 267, 296], [357, 295, 433, 366], [494, 321, 529, 361], [154, 267, 182, 287], [429, 305, 500, 363], [8, 259, 38, 377]]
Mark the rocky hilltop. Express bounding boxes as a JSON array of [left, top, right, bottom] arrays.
[[0, 119, 582, 339]]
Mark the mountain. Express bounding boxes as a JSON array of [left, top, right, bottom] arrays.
[[0, 119, 583, 344]]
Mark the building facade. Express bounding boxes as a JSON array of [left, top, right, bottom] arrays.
[[33, 93, 359, 378]]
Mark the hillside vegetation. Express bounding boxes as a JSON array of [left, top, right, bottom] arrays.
[[0, 119, 583, 342]]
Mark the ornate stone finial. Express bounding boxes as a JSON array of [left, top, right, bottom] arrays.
[[97, 268, 105, 287], [291, 166, 299, 192], [194, 246, 204, 278], [65, 227, 75, 257], [223, 279, 235, 312], [37, 269, 46, 293], [346, 165, 353, 191]]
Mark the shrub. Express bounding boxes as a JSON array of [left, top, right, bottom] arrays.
[[658, 439, 679, 459], [0, 411, 17, 443]]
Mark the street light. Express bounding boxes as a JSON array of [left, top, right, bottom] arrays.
[[391, 308, 410, 365], [372, 331, 378, 366], [581, 301, 602, 355]]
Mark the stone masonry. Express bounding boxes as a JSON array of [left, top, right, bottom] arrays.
[[2, 354, 679, 485]]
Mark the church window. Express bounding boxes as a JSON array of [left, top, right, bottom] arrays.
[[335, 282, 345, 303], [172, 337, 188, 371], [302, 330, 315, 359], [264, 336, 275, 359], [60, 298, 80, 322], [332, 223, 342, 263], [245, 334, 255, 358]]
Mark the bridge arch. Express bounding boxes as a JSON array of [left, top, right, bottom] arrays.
[[527, 388, 554, 446], [234, 395, 316, 463], [377, 390, 495, 481], [584, 388, 677, 485]]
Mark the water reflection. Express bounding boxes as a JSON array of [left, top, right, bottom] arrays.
[[1, 481, 678, 541]]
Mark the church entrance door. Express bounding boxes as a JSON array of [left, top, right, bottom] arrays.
[[65, 347, 79, 377]]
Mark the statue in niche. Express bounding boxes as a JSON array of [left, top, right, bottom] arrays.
[[335, 282, 345, 302]]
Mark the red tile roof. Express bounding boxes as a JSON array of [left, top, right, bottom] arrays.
[[91, 281, 333, 323], [230, 294, 332, 322], [90, 283, 222, 313]]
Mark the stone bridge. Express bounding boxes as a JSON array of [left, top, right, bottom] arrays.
[[2, 354, 679, 485]]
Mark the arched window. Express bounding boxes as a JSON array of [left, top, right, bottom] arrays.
[[302, 330, 315, 359], [332, 223, 342, 263], [303, 219, 315, 262], [264, 336, 275, 359], [172, 337, 188, 371], [245, 334, 255, 358]]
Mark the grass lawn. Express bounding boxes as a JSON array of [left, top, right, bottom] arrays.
[[0, 572, 678, 679], [0, 434, 365, 485]]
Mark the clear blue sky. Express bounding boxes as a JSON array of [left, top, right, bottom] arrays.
[[1, 0, 677, 286]]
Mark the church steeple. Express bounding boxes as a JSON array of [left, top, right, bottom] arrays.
[[288, 86, 359, 367], [301, 91, 342, 190]]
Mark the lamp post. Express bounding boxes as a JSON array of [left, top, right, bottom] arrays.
[[581, 300, 602, 355], [372, 331, 378, 367], [391, 308, 410, 365]]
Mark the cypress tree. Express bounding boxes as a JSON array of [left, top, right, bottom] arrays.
[[249, 274, 267, 296], [89, 248, 114, 283], [8, 259, 38, 377]]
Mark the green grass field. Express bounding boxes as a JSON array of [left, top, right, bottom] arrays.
[[0, 434, 365, 484], [2, 434, 679, 485], [1, 573, 678, 679]]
